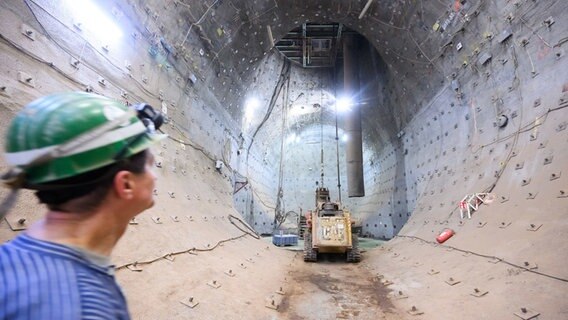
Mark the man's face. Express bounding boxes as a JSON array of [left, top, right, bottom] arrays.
[[133, 151, 157, 211]]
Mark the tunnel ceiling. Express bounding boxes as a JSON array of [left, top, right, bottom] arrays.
[[107, 0, 498, 192], [205, 0, 448, 84], [108, 0, 483, 169], [121, 0, 456, 130]]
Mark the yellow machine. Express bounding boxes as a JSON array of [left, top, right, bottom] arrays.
[[303, 187, 361, 262]]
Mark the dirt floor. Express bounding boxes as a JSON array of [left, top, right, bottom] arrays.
[[277, 253, 405, 320]]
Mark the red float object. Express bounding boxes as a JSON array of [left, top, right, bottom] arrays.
[[436, 229, 455, 243]]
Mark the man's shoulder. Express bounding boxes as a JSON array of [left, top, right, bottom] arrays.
[[0, 237, 130, 320], [0, 234, 71, 268], [0, 234, 88, 268]]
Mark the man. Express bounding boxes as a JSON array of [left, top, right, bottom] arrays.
[[0, 92, 166, 319]]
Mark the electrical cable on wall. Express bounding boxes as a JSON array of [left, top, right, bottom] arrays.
[[470, 105, 565, 154], [179, 0, 222, 47], [23, 0, 150, 96], [115, 214, 260, 272], [437, 41, 568, 221], [412, 1, 558, 220], [0, 34, 86, 89], [23, 0, 193, 102], [2, 2, 253, 226], [482, 44, 524, 194], [185, 0, 277, 68], [395, 235, 568, 283], [20, 0, 159, 103]]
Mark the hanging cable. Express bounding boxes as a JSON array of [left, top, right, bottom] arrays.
[[246, 60, 291, 158], [243, 60, 291, 224], [332, 69, 342, 204], [274, 71, 290, 228], [319, 94, 325, 188]]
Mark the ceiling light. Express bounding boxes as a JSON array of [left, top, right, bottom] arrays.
[[245, 97, 260, 119], [66, 0, 123, 43], [286, 133, 300, 144], [336, 97, 353, 112]]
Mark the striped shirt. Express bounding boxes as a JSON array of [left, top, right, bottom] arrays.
[[0, 234, 130, 320]]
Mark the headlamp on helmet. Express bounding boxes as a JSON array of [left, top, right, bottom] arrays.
[[2, 92, 167, 186]]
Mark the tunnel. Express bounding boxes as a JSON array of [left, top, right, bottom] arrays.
[[0, 0, 567, 319]]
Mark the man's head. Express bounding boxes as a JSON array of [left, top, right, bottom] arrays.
[[1, 92, 166, 214]]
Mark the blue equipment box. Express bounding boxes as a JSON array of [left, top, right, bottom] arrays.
[[272, 234, 298, 246]]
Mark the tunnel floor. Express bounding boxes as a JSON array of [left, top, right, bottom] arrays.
[[276, 252, 405, 320]]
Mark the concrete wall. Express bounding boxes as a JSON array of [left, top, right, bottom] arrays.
[[1, 0, 567, 318], [362, 1, 568, 318], [0, 2, 293, 318]]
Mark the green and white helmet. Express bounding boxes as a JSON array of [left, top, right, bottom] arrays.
[[3, 92, 167, 186]]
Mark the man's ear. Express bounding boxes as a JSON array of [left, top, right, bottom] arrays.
[[114, 171, 135, 199]]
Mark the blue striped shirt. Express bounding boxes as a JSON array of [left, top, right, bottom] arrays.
[[0, 234, 130, 320]]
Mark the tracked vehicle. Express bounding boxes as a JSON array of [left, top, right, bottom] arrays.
[[303, 187, 361, 262]]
